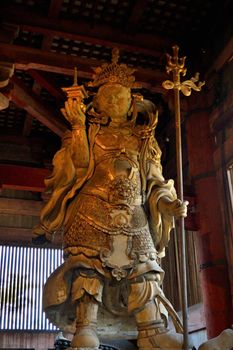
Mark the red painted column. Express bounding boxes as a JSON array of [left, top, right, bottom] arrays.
[[186, 95, 232, 339]]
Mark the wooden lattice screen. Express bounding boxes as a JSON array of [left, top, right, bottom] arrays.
[[0, 245, 63, 331]]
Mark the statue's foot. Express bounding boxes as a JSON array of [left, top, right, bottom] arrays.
[[70, 325, 99, 350], [137, 328, 193, 350]]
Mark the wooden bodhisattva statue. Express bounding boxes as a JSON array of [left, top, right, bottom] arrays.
[[33, 49, 192, 350]]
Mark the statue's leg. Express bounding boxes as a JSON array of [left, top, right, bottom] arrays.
[[70, 273, 103, 349], [128, 273, 191, 350]]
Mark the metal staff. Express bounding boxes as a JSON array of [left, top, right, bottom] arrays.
[[162, 45, 204, 350]]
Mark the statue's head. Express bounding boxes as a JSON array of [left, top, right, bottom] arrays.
[[93, 83, 131, 121], [89, 48, 141, 123]]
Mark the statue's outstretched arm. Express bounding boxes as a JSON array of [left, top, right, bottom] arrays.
[[148, 162, 188, 219], [146, 137, 188, 257]]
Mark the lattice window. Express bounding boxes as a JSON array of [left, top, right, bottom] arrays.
[[139, 0, 212, 35], [14, 30, 43, 49], [0, 102, 26, 132], [14, 70, 34, 88], [0, 245, 63, 331], [60, 0, 134, 26], [13, 0, 49, 13], [50, 38, 160, 69]]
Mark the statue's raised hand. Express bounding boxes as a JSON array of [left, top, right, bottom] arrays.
[[61, 98, 86, 127]]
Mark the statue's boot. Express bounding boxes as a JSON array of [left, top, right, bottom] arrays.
[[135, 302, 193, 350], [70, 295, 99, 350], [137, 327, 186, 350]]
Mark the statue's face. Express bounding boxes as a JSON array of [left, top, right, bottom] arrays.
[[95, 83, 131, 121]]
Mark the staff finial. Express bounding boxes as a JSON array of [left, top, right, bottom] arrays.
[[163, 45, 205, 95]]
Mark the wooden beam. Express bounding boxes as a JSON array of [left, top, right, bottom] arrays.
[[0, 43, 166, 92], [207, 35, 233, 74], [28, 69, 65, 101], [0, 164, 50, 192], [215, 36, 233, 68], [0, 198, 43, 216], [0, 227, 62, 247], [15, 62, 91, 79], [0, 227, 33, 244], [3, 4, 170, 56], [0, 42, 96, 77], [10, 75, 67, 136]]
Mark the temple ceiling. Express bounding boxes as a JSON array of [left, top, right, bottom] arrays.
[[0, 0, 232, 214]]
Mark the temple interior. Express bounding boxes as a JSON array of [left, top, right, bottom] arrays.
[[0, 0, 232, 349]]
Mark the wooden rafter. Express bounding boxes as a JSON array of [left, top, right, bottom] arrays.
[[207, 35, 233, 74], [0, 43, 99, 76], [0, 43, 166, 92], [10, 76, 67, 136], [28, 69, 65, 101]]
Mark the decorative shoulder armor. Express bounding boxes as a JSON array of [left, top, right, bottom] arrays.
[[147, 136, 162, 166]]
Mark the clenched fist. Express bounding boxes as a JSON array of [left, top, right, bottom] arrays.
[[61, 98, 86, 127], [158, 197, 188, 218]]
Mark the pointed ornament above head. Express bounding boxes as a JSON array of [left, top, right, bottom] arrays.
[[88, 48, 141, 88]]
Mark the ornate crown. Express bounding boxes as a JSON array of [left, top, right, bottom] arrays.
[[88, 48, 140, 88]]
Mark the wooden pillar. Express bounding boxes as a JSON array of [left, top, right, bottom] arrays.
[[185, 94, 232, 339]]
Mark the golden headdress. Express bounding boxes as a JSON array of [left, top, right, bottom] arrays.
[[88, 48, 140, 88]]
